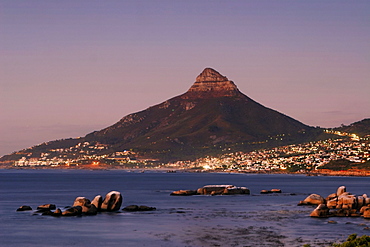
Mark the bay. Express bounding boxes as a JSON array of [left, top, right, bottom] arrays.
[[1, 169, 370, 246]]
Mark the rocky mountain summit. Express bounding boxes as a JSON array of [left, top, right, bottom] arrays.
[[185, 68, 239, 98]]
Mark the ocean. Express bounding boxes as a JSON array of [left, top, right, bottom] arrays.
[[1, 169, 370, 246]]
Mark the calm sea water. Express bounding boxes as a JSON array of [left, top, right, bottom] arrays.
[[1, 170, 370, 247]]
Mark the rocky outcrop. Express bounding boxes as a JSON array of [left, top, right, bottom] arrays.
[[184, 68, 240, 98], [170, 185, 250, 196], [17, 190, 123, 217], [299, 186, 370, 218], [101, 191, 122, 212]]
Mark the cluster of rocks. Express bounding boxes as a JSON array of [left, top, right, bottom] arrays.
[[17, 191, 123, 216], [298, 186, 370, 218], [170, 185, 250, 196]]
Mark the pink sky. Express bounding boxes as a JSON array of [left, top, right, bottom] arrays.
[[1, 1, 369, 156]]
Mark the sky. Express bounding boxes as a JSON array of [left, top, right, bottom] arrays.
[[1, 0, 369, 156]]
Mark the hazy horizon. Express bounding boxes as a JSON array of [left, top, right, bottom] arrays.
[[1, 1, 369, 156]]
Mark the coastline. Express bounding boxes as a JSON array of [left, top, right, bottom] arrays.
[[1, 164, 370, 177]]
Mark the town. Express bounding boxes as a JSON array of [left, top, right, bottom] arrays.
[[10, 130, 370, 174]]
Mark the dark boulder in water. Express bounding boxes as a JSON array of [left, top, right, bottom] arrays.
[[16, 205, 32, 211]]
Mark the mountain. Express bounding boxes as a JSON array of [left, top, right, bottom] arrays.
[[83, 68, 323, 159], [1, 68, 329, 162], [335, 118, 370, 137]]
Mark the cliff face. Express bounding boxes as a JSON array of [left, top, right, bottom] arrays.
[[184, 68, 240, 98]]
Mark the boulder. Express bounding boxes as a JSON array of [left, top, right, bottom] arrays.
[[91, 195, 103, 211], [53, 208, 62, 217], [73, 197, 97, 215], [37, 204, 56, 211], [298, 194, 326, 206], [362, 207, 370, 219], [16, 205, 32, 211], [337, 186, 346, 196], [337, 194, 356, 209], [270, 189, 282, 193], [170, 190, 198, 196], [310, 204, 330, 218], [62, 206, 83, 216], [101, 191, 122, 212], [325, 193, 337, 201], [260, 190, 271, 194], [197, 185, 230, 195], [327, 198, 338, 209], [365, 198, 370, 206], [223, 186, 250, 195]]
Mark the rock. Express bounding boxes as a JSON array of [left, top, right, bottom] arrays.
[[358, 196, 365, 209], [310, 204, 330, 218], [122, 205, 156, 212], [170, 190, 198, 196], [260, 189, 281, 194], [223, 186, 250, 195], [73, 197, 97, 215], [197, 185, 249, 195], [365, 198, 370, 206], [327, 198, 338, 209], [260, 190, 271, 194], [337, 194, 356, 209], [16, 205, 32, 211], [298, 194, 325, 206], [37, 204, 56, 211], [360, 206, 370, 214], [41, 210, 54, 216], [62, 206, 83, 216], [363, 207, 370, 219], [270, 189, 282, 193], [337, 186, 346, 196], [91, 195, 103, 211], [197, 185, 228, 195], [101, 191, 122, 212], [325, 193, 337, 201], [53, 208, 62, 217]]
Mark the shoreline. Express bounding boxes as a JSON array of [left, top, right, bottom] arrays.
[[1, 165, 370, 177]]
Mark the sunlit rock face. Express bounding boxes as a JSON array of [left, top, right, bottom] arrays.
[[184, 68, 240, 98]]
